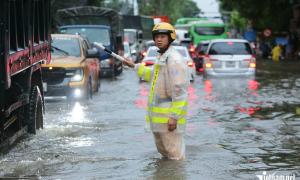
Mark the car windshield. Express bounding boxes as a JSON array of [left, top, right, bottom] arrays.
[[208, 42, 252, 55], [195, 26, 225, 35], [124, 43, 130, 54], [196, 43, 209, 54], [61, 27, 110, 46], [124, 31, 136, 45], [51, 37, 81, 57]]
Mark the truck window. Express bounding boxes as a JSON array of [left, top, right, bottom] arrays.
[[61, 28, 110, 46]]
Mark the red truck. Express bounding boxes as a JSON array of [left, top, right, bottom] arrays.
[[0, 0, 51, 147]]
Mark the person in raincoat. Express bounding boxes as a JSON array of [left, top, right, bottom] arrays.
[[272, 44, 282, 62], [123, 22, 189, 160]]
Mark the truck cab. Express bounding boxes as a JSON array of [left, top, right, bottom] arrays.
[[56, 6, 124, 78], [124, 29, 143, 62]]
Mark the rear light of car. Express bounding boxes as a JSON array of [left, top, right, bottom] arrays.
[[204, 55, 214, 68], [189, 45, 195, 53], [187, 61, 194, 67], [205, 62, 212, 68], [244, 55, 256, 68], [249, 62, 256, 68]]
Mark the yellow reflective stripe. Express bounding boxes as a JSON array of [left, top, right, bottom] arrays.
[[151, 117, 186, 124], [149, 106, 187, 116], [152, 107, 169, 114], [170, 108, 187, 116], [144, 68, 151, 81], [172, 101, 188, 107], [148, 64, 160, 103], [137, 65, 144, 78], [146, 115, 150, 123]]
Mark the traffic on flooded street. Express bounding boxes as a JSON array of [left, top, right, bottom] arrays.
[[0, 61, 299, 179], [1, 0, 300, 179]]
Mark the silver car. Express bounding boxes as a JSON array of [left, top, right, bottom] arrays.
[[142, 46, 196, 82], [203, 39, 256, 77]]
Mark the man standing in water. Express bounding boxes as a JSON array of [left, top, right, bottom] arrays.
[[123, 22, 189, 160]]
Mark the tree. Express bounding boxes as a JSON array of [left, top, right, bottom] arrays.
[[137, 0, 201, 23], [219, 0, 293, 31]]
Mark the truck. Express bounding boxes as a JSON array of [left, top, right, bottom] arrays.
[[55, 6, 124, 77], [0, 0, 51, 147], [122, 15, 154, 63], [122, 15, 144, 63]]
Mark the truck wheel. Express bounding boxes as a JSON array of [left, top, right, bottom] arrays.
[[26, 85, 43, 134]]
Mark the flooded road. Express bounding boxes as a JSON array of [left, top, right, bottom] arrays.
[[1, 60, 300, 179]]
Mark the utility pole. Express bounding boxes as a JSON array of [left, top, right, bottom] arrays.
[[133, 0, 139, 15]]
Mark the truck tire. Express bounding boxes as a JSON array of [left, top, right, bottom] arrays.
[[26, 85, 43, 134]]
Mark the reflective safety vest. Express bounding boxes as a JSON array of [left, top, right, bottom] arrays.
[[137, 63, 188, 127]]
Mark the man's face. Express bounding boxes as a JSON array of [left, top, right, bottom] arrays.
[[154, 34, 169, 49]]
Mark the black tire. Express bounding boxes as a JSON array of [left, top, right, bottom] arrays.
[[86, 78, 93, 100], [26, 85, 43, 134], [190, 74, 194, 83], [95, 79, 100, 93]]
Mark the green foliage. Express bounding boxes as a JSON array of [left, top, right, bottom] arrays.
[[219, 0, 293, 31], [230, 10, 247, 29], [137, 0, 201, 24]]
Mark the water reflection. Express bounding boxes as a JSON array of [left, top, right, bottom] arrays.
[[68, 102, 87, 123], [146, 158, 187, 180]]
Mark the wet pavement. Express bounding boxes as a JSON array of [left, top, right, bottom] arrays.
[[0, 60, 300, 179]]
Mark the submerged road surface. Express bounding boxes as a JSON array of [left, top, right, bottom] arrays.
[[1, 60, 300, 179]]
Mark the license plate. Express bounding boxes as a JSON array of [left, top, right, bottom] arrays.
[[226, 61, 235, 68], [43, 82, 47, 92]]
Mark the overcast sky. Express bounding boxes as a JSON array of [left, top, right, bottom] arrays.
[[193, 0, 221, 17]]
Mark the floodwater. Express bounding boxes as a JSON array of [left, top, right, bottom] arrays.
[[0, 60, 300, 180]]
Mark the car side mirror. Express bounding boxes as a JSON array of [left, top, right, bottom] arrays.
[[184, 33, 189, 38], [131, 49, 137, 55], [86, 49, 99, 58], [138, 32, 143, 39]]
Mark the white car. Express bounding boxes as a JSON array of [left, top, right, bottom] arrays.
[[203, 39, 256, 77], [141, 46, 196, 82]]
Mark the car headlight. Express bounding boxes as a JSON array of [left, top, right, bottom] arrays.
[[70, 69, 84, 82]]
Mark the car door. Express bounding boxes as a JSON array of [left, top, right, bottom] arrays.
[[82, 39, 99, 92]]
